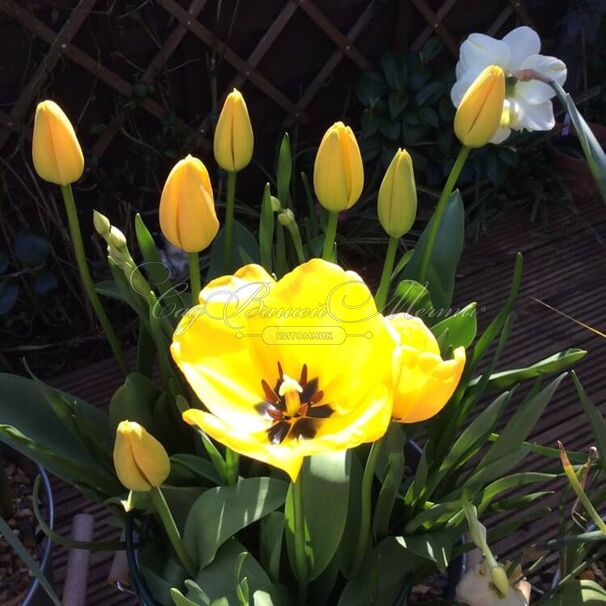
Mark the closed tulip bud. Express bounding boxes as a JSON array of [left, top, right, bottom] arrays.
[[159, 155, 219, 253], [454, 65, 505, 148], [113, 421, 170, 492], [314, 122, 364, 212], [32, 100, 84, 185], [213, 89, 254, 172], [93, 210, 111, 238], [378, 149, 417, 238]]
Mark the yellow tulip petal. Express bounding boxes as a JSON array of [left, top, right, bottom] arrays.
[[341, 126, 364, 208], [114, 424, 151, 491], [313, 125, 350, 211], [32, 100, 84, 185], [387, 313, 441, 356], [183, 408, 303, 481], [393, 346, 466, 423], [231, 93, 254, 171]]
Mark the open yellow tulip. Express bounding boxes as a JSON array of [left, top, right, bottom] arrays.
[[32, 100, 84, 186], [213, 89, 254, 172], [113, 421, 170, 492], [313, 122, 364, 212], [388, 314, 466, 423], [454, 65, 505, 148], [159, 155, 219, 253], [172, 259, 396, 481]]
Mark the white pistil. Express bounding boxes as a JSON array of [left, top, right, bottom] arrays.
[[279, 373, 303, 417]]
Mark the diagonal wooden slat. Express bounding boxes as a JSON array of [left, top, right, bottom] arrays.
[[0, 0, 97, 150], [412, 0, 457, 51], [297, 0, 372, 70], [91, 0, 210, 158], [197, 0, 300, 138], [488, 5, 514, 36], [509, 0, 536, 29], [156, 0, 307, 122], [284, 0, 379, 127], [408, 0, 459, 56], [1, 0, 207, 152]]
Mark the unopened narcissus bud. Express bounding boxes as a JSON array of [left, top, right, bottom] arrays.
[[113, 421, 170, 492], [213, 89, 254, 172], [159, 155, 219, 253], [314, 121, 364, 212], [378, 149, 417, 238], [32, 100, 84, 185], [454, 65, 505, 148]]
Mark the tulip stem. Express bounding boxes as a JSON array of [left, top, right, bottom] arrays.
[[352, 439, 383, 575], [292, 475, 308, 604], [223, 170, 237, 272], [188, 253, 201, 306], [417, 145, 470, 286], [321, 211, 338, 261], [60, 185, 129, 375], [150, 486, 196, 578], [375, 236, 399, 311]]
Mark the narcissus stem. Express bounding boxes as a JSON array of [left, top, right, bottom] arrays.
[[352, 439, 383, 575], [188, 252, 201, 306], [223, 170, 237, 272], [321, 211, 338, 261], [292, 475, 308, 605], [60, 184, 129, 375], [417, 145, 470, 285], [375, 236, 399, 312], [149, 486, 196, 577]]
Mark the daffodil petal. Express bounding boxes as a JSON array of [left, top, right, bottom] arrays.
[[501, 26, 540, 72], [459, 33, 509, 74], [522, 54, 567, 86]]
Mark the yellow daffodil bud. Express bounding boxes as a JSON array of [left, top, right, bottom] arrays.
[[159, 155, 219, 253], [213, 89, 254, 172], [454, 65, 505, 148], [313, 121, 364, 212], [113, 421, 170, 492], [32, 100, 84, 185], [378, 149, 417, 238]]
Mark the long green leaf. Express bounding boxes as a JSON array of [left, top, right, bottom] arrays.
[[259, 184, 274, 272], [572, 371, 606, 463]]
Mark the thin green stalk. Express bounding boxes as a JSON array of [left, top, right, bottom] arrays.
[[292, 475, 308, 604], [285, 221, 306, 264], [351, 439, 383, 574], [374, 236, 399, 311], [223, 170, 237, 272], [188, 252, 201, 306], [417, 145, 470, 285], [61, 185, 128, 374], [225, 448, 240, 484], [150, 486, 196, 577], [321, 211, 338, 261]]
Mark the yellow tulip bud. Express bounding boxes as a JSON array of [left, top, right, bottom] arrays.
[[213, 89, 254, 172], [454, 65, 505, 148], [377, 149, 417, 238], [313, 121, 364, 212], [32, 100, 84, 185], [113, 421, 170, 492], [159, 155, 219, 253]]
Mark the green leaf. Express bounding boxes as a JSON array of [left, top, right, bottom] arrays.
[[476, 472, 557, 513], [381, 52, 405, 90], [277, 133, 292, 210], [260, 511, 284, 583], [169, 453, 221, 486], [361, 109, 379, 137], [356, 71, 388, 106], [337, 537, 421, 606], [472, 350, 585, 391], [184, 477, 288, 569], [402, 191, 464, 311], [0, 514, 61, 605], [480, 374, 567, 467], [337, 452, 363, 577], [431, 302, 477, 351], [392, 279, 433, 317], [379, 118, 400, 141], [172, 588, 201, 606], [542, 580, 606, 605], [193, 539, 281, 605], [208, 221, 260, 279], [109, 372, 159, 432], [388, 90, 408, 118], [259, 184, 275, 272], [572, 371, 606, 463], [395, 527, 460, 572], [420, 37, 443, 63], [140, 542, 187, 605], [285, 451, 351, 581]]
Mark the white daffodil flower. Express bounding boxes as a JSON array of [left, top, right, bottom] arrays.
[[451, 26, 567, 143]]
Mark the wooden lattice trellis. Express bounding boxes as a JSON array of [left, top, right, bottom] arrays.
[[0, 0, 536, 161]]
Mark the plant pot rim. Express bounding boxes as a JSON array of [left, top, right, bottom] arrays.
[[3, 448, 54, 606]]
